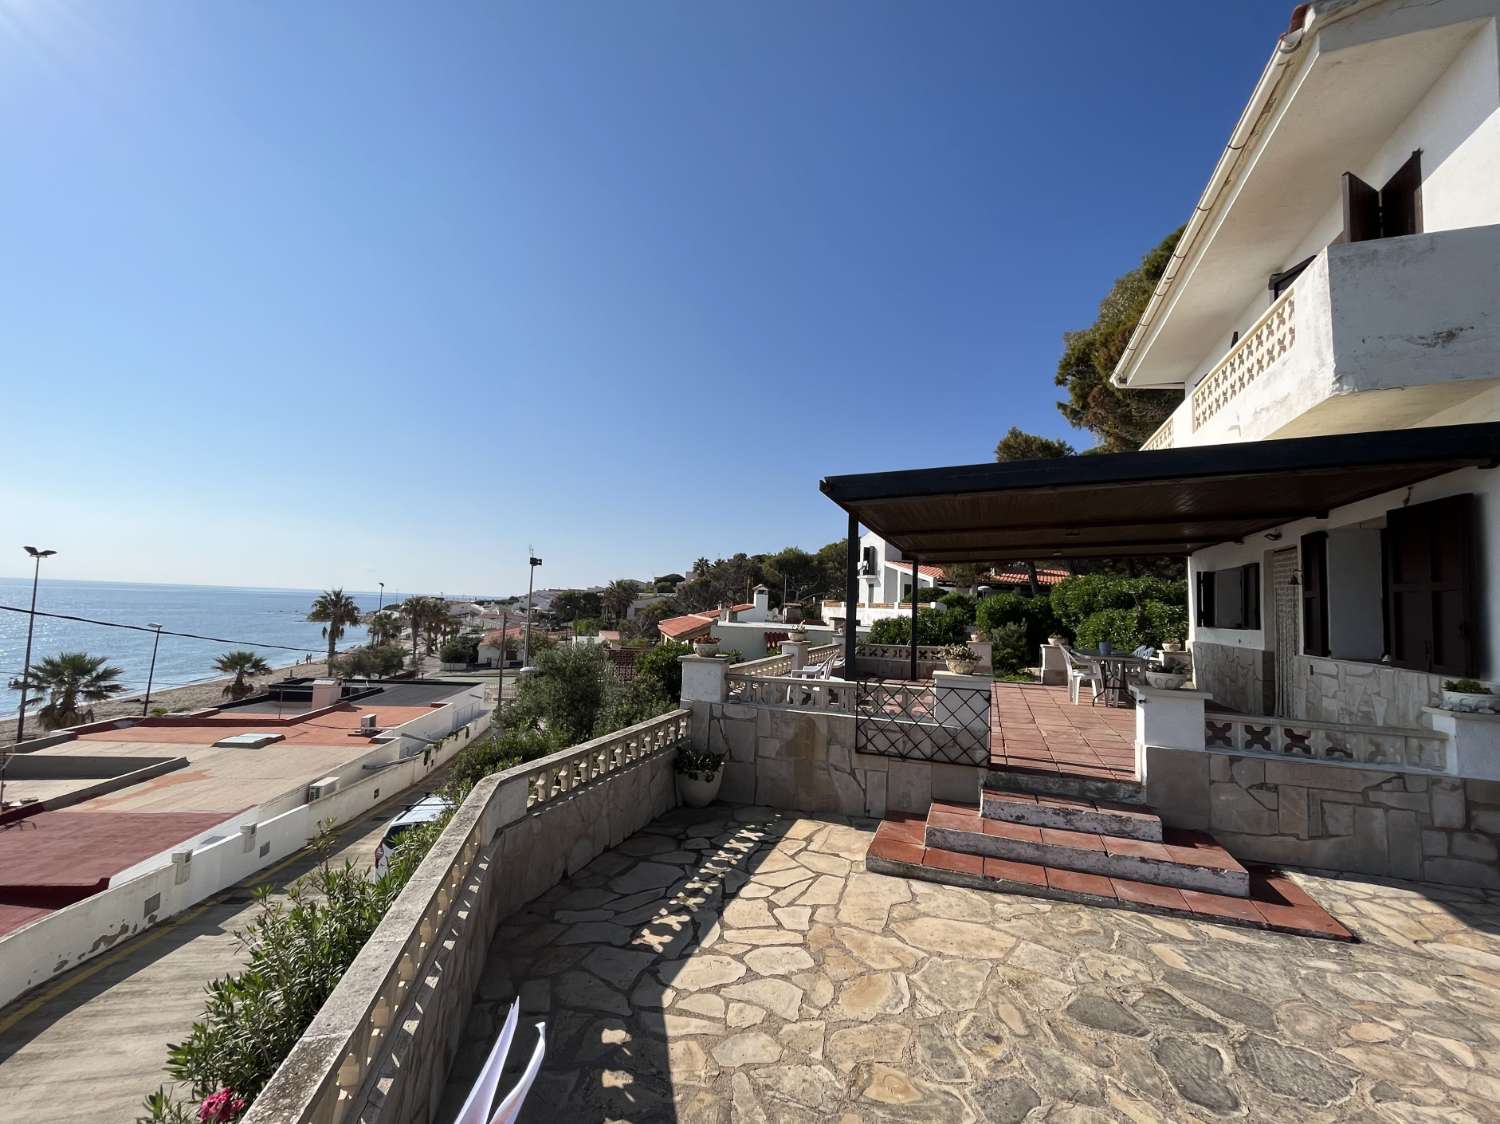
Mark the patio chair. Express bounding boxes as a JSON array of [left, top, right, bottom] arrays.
[[1062, 646, 1103, 705], [451, 998, 546, 1124]]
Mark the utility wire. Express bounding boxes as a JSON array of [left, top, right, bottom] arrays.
[[0, 604, 334, 655]]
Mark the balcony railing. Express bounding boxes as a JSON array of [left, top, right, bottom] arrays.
[[1191, 286, 1296, 432], [1203, 712, 1447, 772], [1140, 415, 1174, 452]]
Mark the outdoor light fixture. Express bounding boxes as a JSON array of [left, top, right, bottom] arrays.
[[142, 623, 164, 716], [12, 545, 58, 749]]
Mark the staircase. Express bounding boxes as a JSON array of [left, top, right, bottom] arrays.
[[866, 765, 1351, 939]]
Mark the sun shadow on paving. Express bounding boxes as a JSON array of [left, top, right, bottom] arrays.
[[440, 805, 868, 1122]]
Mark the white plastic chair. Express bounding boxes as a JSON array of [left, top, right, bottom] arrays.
[[1062, 647, 1103, 705], [451, 1000, 547, 1124]]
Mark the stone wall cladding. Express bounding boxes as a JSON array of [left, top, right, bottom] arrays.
[[697, 701, 983, 819], [1294, 656, 1443, 729], [1148, 746, 1500, 888], [1193, 642, 1274, 714]]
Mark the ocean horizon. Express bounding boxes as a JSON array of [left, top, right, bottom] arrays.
[[0, 578, 431, 717]]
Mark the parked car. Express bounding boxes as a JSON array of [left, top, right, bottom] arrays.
[[373, 793, 451, 877]]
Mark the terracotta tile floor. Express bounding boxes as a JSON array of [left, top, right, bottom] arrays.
[[990, 682, 1137, 781]]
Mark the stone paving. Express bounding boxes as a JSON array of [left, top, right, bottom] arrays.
[[445, 804, 1500, 1123]]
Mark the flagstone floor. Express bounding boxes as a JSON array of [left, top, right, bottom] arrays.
[[445, 804, 1500, 1123]]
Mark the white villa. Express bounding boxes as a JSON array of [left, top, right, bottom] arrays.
[[820, 0, 1500, 888]]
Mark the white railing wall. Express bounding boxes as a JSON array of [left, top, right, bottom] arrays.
[[244, 709, 687, 1124], [1204, 712, 1449, 773]]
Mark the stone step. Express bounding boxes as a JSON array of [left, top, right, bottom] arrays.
[[924, 806, 1248, 897], [983, 765, 1145, 806], [865, 818, 1352, 941], [980, 788, 1162, 842]]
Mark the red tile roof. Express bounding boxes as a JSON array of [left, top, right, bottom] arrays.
[[657, 603, 754, 640]]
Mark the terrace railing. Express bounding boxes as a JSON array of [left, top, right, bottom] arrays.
[[245, 709, 689, 1124], [855, 677, 991, 767], [1191, 286, 1296, 432], [725, 673, 858, 713], [1203, 712, 1448, 772]]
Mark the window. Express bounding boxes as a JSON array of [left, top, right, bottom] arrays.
[[1341, 150, 1422, 244], [1384, 494, 1477, 676], [859, 546, 878, 576], [1301, 532, 1330, 657], [1196, 563, 1260, 630]]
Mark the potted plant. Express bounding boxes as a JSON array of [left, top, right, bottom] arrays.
[[693, 636, 720, 657], [675, 746, 725, 806], [788, 622, 809, 643], [1441, 679, 1497, 714], [1144, 661, 1189, 690], [941, 643, 977, 675], [1162, 636, 1185, 653], [1047, 633, 1066, 647]]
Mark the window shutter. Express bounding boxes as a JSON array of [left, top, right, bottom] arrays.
[[1243, 563, 1262, 630], [1386, 494, 1476, 675], [1301, 532, 1329, 657], [1379, 150, 1422, 238], [1341, 172, 1381, 244], [1196, 570, 1216, 628]]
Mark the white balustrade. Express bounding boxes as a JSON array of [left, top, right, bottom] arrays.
[[1202, 712, 1447, 772]]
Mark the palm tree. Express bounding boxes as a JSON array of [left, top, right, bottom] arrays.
[[602, 579, 642, 625], [307, 589, 363, 668], [17, 652, 126, 731], [366, 610, 404, 647], [214, 650, 272, 700], [401, 596, 443, 663]]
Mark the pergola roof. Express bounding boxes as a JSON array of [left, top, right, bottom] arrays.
[[820, 423, 1500, 562]]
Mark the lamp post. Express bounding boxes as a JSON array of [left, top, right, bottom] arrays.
[[522, 552, 542, 670], [377, 582, 385, 613], [141, 623, 164, 716], [13, 546, 57, 748]]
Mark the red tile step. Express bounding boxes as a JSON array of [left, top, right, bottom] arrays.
[[923, 804, 1248, 897], [980, 788, 1162, 842], [983, 765, 1144, 807], [866, 821, 1352, 942]]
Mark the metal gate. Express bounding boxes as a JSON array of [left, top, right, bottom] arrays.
[[854, 678, 991, 766]]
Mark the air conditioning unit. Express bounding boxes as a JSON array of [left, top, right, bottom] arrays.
[[308, 776, 341, 800], [359, 714, 379, 733]]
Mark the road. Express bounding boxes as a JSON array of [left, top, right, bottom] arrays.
[[0, 769, 454, 1123]]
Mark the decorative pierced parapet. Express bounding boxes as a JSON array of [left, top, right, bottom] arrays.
[[245, 709, 689, 1124], [1191, 288, 1296, 431], [725, 673, 858, 714], [732, 653, 793, 677], [1203, 713, 1448, 772], [516, 710, 690, 809], [856, 643, 949, 662], [1140, 415, 1173, 452]]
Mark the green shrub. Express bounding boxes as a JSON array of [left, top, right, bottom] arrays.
[[506, 643, 613, 743], [988, 621, 1030, 673], [976, 591, 1062, 652], [1074, 608, 1144, 652], [439, 634, 480, 664], [938, 591, 975, 625], [634, 641, 691, 702], [867, 607, 969, 647]]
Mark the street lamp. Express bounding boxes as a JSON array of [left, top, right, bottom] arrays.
[[141, 623, 164, 716], [12, 546, 57, 748], [377, 582, 385, 613], [522, 552, 542, 669]]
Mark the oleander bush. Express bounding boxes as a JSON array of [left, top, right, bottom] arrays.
[[975, 590, 1062, 657], [1051, 573, 1187, 652], [867, 606, 970, 647]]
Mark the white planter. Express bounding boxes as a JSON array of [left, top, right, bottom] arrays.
[[945, 659, 976, 675], [678, 767, 724, 807], [693, 640, 719, 658], [1145, 670, 1189, 691], [1441, 689, 1498, 714]]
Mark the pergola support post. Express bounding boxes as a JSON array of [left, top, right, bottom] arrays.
[[845, 514, 858, 675], [910, 556, 920, 681]]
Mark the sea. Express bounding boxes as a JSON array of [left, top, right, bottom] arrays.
[[0, 578, 396, 717]]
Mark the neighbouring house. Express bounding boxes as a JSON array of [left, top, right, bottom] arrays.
[[820, 0, 1500, 889], [656, 587, 859, 659]]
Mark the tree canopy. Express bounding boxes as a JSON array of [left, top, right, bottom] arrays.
[[994, 426, 1075, 462], [1053, 227, 1183, 452]]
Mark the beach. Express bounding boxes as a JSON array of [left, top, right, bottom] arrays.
[[0, 654, 337, 746]]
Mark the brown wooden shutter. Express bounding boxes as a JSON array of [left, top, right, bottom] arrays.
[[1341, 173, 1381, 244], [1301, 532, 1329, 657], [1196, 570, 1216, 628], [1386, 494, 1477, 675], [1379, 150, 1422, 238]]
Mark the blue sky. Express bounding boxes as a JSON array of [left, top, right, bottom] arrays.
[[1, 1, 1283, 596]]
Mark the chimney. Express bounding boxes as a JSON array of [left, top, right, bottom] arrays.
[[310, 678, 341, 710], [719, 602, 732, 623], [753, 585, 770, 615]]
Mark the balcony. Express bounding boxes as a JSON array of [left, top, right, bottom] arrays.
[[1148, 224, 1500, 450]]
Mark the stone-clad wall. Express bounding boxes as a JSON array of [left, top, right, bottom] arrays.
[[693, 700, 984, 818], [1295, 656, 1445, 729], [1147, 746, 1500, 888], [1192, 642, 1274, 714]]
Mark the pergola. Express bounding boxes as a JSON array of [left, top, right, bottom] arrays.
[[821, 421, 1500, 678]]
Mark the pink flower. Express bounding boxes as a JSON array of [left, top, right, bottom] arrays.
[[198, 1089, 247, 1123]]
